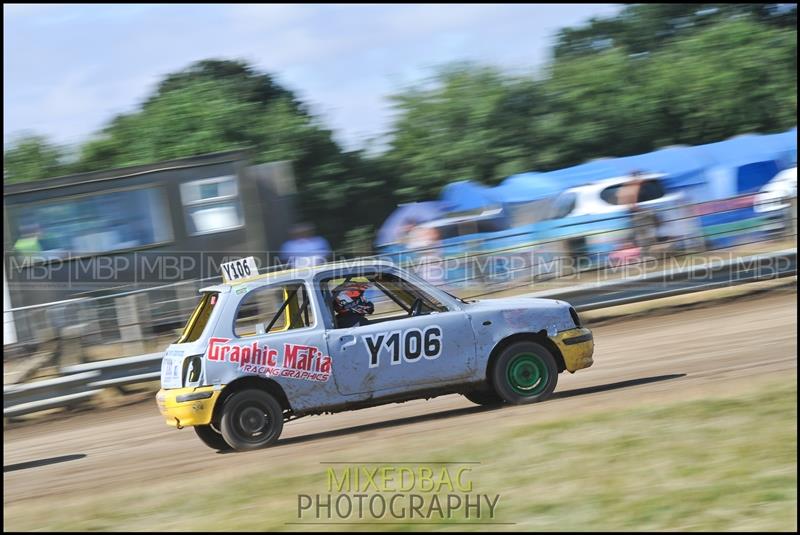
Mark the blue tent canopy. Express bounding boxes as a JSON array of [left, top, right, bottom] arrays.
[[698, 131, 796, 166], [376, 127, 797, 246], [705, 157, 782, 199], [490, 172, 563, 204], [748, 128, 797, 167], [437, 173, 568, 212], [532, 149, 713, 192], [516, 127, 796, 197], [691, 129, 795, 198], [616, 146, 713, 189], [439, 181, 498, 212], [537, 159, 627, 189]]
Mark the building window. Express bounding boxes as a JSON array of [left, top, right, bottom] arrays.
[[10, 186, 173, 257], [180, 175, 244, 236]]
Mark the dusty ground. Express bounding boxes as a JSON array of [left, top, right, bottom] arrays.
[[3, 290, 797, 527]]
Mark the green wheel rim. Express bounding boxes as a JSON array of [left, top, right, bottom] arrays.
[[507, 353, 548, 396]]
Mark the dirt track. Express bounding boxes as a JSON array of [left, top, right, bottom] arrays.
[[3, 290, 797, 507]]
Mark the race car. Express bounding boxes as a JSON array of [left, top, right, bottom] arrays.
[[156, 256, 594, 451]]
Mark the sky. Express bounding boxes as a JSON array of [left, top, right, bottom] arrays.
[[4, 3, 620, 153]]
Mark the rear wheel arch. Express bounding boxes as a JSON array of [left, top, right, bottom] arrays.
[[211, 376, 291, 426], [486, 332, 565, 383]]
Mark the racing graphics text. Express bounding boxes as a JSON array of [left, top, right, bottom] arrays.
[[207, 337, 332, 382], [364, 326, 442, 368]]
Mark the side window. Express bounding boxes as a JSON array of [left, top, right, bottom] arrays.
[[10, 186, 173, 257], [324, 272, 449, 329], [325, 276, 401, 322], [365, 277, 408, 320], [374, 273, 448, 318], [234, 282, 314, 337]]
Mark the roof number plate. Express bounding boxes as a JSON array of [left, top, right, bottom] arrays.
[[221, 256, 258, 283]]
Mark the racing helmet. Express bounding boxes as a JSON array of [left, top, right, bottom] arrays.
[[333, 281, 374, 316]]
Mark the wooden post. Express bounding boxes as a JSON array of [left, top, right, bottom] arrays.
[[114, 294, 146, 355]]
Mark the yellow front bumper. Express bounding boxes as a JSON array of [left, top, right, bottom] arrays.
[[550, 327, 594, 373], [156, 386, 222, 428]]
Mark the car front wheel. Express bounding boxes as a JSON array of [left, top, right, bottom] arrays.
[[194, 424, 233, 451], [220, 389, 284, 451], [491, 341, 558, 404]]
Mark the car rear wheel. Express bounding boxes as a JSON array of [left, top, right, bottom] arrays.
[[194, 424, 233, 451], [462, 387, 504, 406], [220, 389, 284, 451], [491, 341, 558, 404]]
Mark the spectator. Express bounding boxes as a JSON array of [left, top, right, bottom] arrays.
[[617, 170, 644, 207], [406, 225, 445, 284], [13, 224, 42, 253], [280, 223, 331, 268], [618, 170, 659, 252]]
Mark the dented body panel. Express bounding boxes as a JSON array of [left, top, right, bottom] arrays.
[[157, 260, 594, 427]]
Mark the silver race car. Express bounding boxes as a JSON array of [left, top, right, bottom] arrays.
[[157, 257, 594, 451]]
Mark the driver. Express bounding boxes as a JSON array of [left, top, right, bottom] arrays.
[[333, 281, 375, 328]]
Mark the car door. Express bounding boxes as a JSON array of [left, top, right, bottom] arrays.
[[205, 280, 339, 411], [324, 270, 477, 396]]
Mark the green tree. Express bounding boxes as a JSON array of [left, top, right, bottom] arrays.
[[538, 48, 660, 168], [382, 63, 546, 201], [535, 17, 796, 166], [554, 3, 797, 59], [150, 58, 304, 115], [3, 134, 68, 184], [78, 81, 251, 169], [72, 60, 395, 249], [382, 15, 796, 191], [640, 18, 797, 145]]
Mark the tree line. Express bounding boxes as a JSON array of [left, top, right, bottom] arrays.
[[4, 4, 797, 250]]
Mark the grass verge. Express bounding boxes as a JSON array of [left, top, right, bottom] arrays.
[[4, 377, 796, 531]]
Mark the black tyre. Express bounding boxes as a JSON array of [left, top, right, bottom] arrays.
[[194, 424, 233, 451], [491, 341, 558, 405], [462, 387, 504, 406], [220, 389, 284, 451]]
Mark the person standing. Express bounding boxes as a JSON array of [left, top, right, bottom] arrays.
[[406, 225, 445, 285], [279, 223, 331, 269], [618, 171, 659, 253], [13, 223, 42, 253]]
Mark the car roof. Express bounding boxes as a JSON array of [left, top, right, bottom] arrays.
[[198, 259, 399, 293]]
